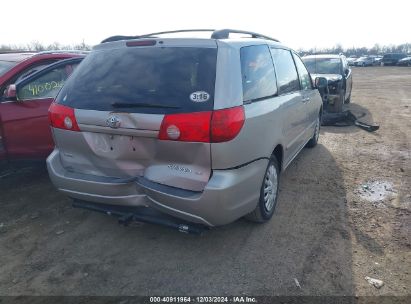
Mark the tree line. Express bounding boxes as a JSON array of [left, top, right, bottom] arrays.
[[0, 41, 91, 52], [298, 43, 411, 57]]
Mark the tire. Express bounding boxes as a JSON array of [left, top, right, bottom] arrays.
[[306, 114, 320, 148], [245, 157, 280, 223], [345, 91, 351, 104]]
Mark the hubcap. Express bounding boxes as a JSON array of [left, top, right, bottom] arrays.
[[264, 164, 278, 212]]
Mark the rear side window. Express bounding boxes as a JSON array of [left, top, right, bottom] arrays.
[[292, 53, 312, 90], [0, 60, 17, 77], [57, 47, 217, 114], [18, 63, 79, 100], [240, 45, 277, 102], [270, 48, 300, 95]]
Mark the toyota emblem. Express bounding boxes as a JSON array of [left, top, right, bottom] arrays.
[[106, 115, 121, 129]]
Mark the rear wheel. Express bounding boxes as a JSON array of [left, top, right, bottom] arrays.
[[345, 90, 351, 104], [246, 157, 280, 223]]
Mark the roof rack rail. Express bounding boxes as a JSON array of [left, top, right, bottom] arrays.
[[211, 29, 279, 42], [138, 29, 216, 38], [101, 29, 279, 43], [101, 30, 215, 43]]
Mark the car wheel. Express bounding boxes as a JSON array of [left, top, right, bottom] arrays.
[[306, 114, 320, 148], [245, 157, 280, 223], [345, 90, 351, 104]]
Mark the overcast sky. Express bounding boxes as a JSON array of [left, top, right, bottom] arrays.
[[3, 0, 409, 50]]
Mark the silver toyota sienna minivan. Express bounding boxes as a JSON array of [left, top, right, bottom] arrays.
[[47, 29, 323, 227]]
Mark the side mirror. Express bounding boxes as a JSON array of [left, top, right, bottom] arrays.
[[4, 84, 17, 100], [344, 69, 350, 76], [315, 77, 327, 89]]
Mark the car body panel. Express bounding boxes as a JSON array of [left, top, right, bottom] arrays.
[[382, 53, 407, 66], [346, 57, 357, 66], [0, 54, 84, 161], [355, 56, 374, 66], [47, 148, 267, 226], [397, 57, 411, 66], [0, 98, 54, 159], [47, 37, 322, 226], [54, 117, 212, 192]]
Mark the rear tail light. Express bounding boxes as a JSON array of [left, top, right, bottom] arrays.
[[159, 111, 212, 142], [211, 106, 245, 143], [158, 106, 244, 143], [48, 103, 80, 131]]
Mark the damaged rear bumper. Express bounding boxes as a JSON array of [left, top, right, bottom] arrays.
[[47, 149, 267, 226]]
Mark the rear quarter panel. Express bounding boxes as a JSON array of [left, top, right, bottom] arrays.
[[211, 96, 287, 170]]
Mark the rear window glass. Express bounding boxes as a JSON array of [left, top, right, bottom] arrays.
[[0, 60, 17, 77], [57, 47, 217, 114]]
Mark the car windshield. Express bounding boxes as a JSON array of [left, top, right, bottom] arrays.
[[303, 58, 342, 74], [57, 47, 217, 114], [0, 60, 17, 77]]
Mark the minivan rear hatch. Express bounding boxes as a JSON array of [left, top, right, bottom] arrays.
[[53, 39, 217, 192]]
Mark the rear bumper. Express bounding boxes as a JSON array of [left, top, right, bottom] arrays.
[[47, 149, 268, 226]]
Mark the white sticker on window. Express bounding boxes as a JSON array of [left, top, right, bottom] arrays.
[[190, 91, 210, 103]]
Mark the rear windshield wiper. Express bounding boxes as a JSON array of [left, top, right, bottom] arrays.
[[111, 102, 180, 109]]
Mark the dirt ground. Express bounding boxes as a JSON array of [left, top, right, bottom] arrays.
[[0, 67, 410, 297]]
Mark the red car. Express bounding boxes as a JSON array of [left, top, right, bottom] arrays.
[[0, 51, 85, 161]]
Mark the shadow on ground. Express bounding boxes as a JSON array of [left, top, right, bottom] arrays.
[[322, 102, 378, 135], [0, 145, 353, 296]]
